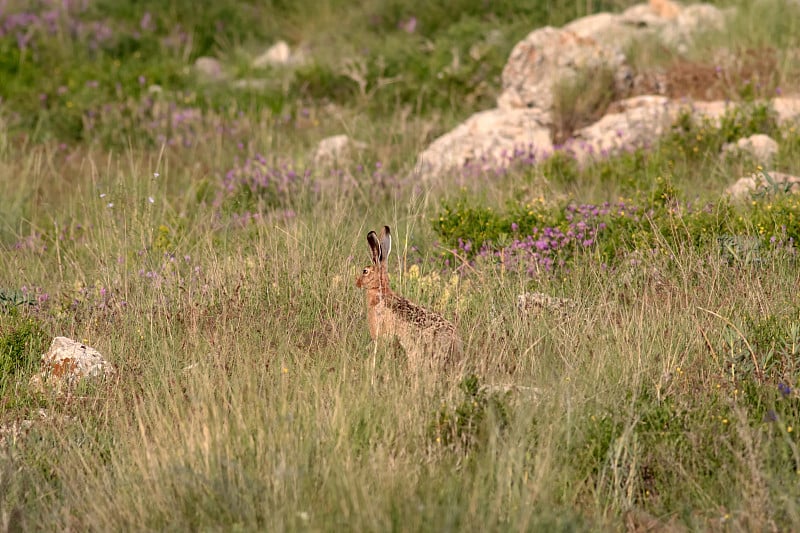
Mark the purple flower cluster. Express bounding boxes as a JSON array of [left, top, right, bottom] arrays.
[[0, 0, 113, 51], [219, 154, 314, 210], [0, 285, 50, 307], [454, 201, 646, 276], [74, 95, 250, 149]]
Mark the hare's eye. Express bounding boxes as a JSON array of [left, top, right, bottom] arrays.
[[363, 268, 369, 274]]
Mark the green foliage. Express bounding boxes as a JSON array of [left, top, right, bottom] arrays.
[[724, 312, 800, 382], [431, 102, 793, 267], [433, 200, 507, 252], [663, 102, 780, 161], [0, 0, 633, 145], [0, 317, 47, 381], [540, 150, 581, 185], [429, 374, 511, 452], [0, 289, 38, 315]]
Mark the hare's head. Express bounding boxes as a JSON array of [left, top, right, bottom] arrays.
[[356, 226, 391, 291]]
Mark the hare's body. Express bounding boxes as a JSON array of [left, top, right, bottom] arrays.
[[356, 226, 461, 366]]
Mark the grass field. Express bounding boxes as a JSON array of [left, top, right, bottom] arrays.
[[2, 0, 800, 530]]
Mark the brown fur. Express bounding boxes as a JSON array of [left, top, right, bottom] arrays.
[[355, 227, 461, 367]]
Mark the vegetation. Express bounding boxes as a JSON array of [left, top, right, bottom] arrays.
[[2, 0, 800, 530]]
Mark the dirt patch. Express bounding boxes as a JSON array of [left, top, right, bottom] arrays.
[[629, 47, 779, 101]]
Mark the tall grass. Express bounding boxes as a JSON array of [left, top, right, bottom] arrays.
[[2, 0, 800, 531]]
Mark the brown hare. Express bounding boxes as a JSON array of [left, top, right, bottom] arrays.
[[355, 226, 462, 367]]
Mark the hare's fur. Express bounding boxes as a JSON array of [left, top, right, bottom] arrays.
[[355, 226, 461, 367]]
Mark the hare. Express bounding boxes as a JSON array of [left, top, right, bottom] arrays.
[[355, 226, 462, 367]]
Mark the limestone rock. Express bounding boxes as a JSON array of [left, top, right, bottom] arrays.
[[415, 108, 553, 179], [313, 134, 365, 166], [660, 4, 728, 50], [774, 96, 800, 125], [722, 134, 779, 165], [677, 99, 734, 126], [620, 3, 674, 28], [253, 40, 292, 68], [30, 337, 115, 393], [570, 95, 676, 163], [193, 56, 226, 81], [563, 13, 631, 45], [566, 2, 729, 53], [648, 0, 681, 19], [725, 170, 800, 199], [497, 26, 630, 112]]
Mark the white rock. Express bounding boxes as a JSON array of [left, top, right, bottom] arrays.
[[621, 3, 675, 28], [647, 0, 682, 19], [253, 41, 292, 68], [30, 337, 115, 393], [497, 26, 630, 112], [773, 96, 800, 125], [678, 99, 734, 126], [725, 170, 800, 199], [415, 108, 553, 179], [313, 134, 364, 166], [194, 56, 226, 81], [564, 13, 627, 43], [722, 134, 779, 165], [660, 4, 729, 49], [570, 95, 676, 163]]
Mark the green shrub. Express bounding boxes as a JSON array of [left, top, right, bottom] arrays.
[[0, 317, 47, 381], [663, 102, 780, 161], [723, 313, 800, 383]]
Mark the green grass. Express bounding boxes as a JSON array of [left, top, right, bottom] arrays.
[[3, 0, 800, 530]]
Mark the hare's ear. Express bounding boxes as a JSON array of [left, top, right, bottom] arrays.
[[379, 226, 391, 264], [367, 230, 381, 265]]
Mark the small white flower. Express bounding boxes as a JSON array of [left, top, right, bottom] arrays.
[[153, 172, 160, 178], [107, 202, 114, 208], [148, 197, 155, 204], [99, 193, 107, 198]]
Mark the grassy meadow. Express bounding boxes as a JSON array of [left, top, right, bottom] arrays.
[[2, 0, 800, 530]]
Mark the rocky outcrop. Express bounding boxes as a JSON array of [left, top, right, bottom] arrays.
[[312, 134, 365, 166], [413, 0, 800, 181], [722, 134, 779, 165], [193, 56, 226, 81], [570, 95, 676, 163], [253, 41, 292, 68], [774, 97, 800, 124], [252, 40, 307, 69], [29, 337, 116, 394], [497, 26, 630, 112], [416, 108, 553, 178], [564, 0, 729, 52], [725, 171, 800, 200]]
